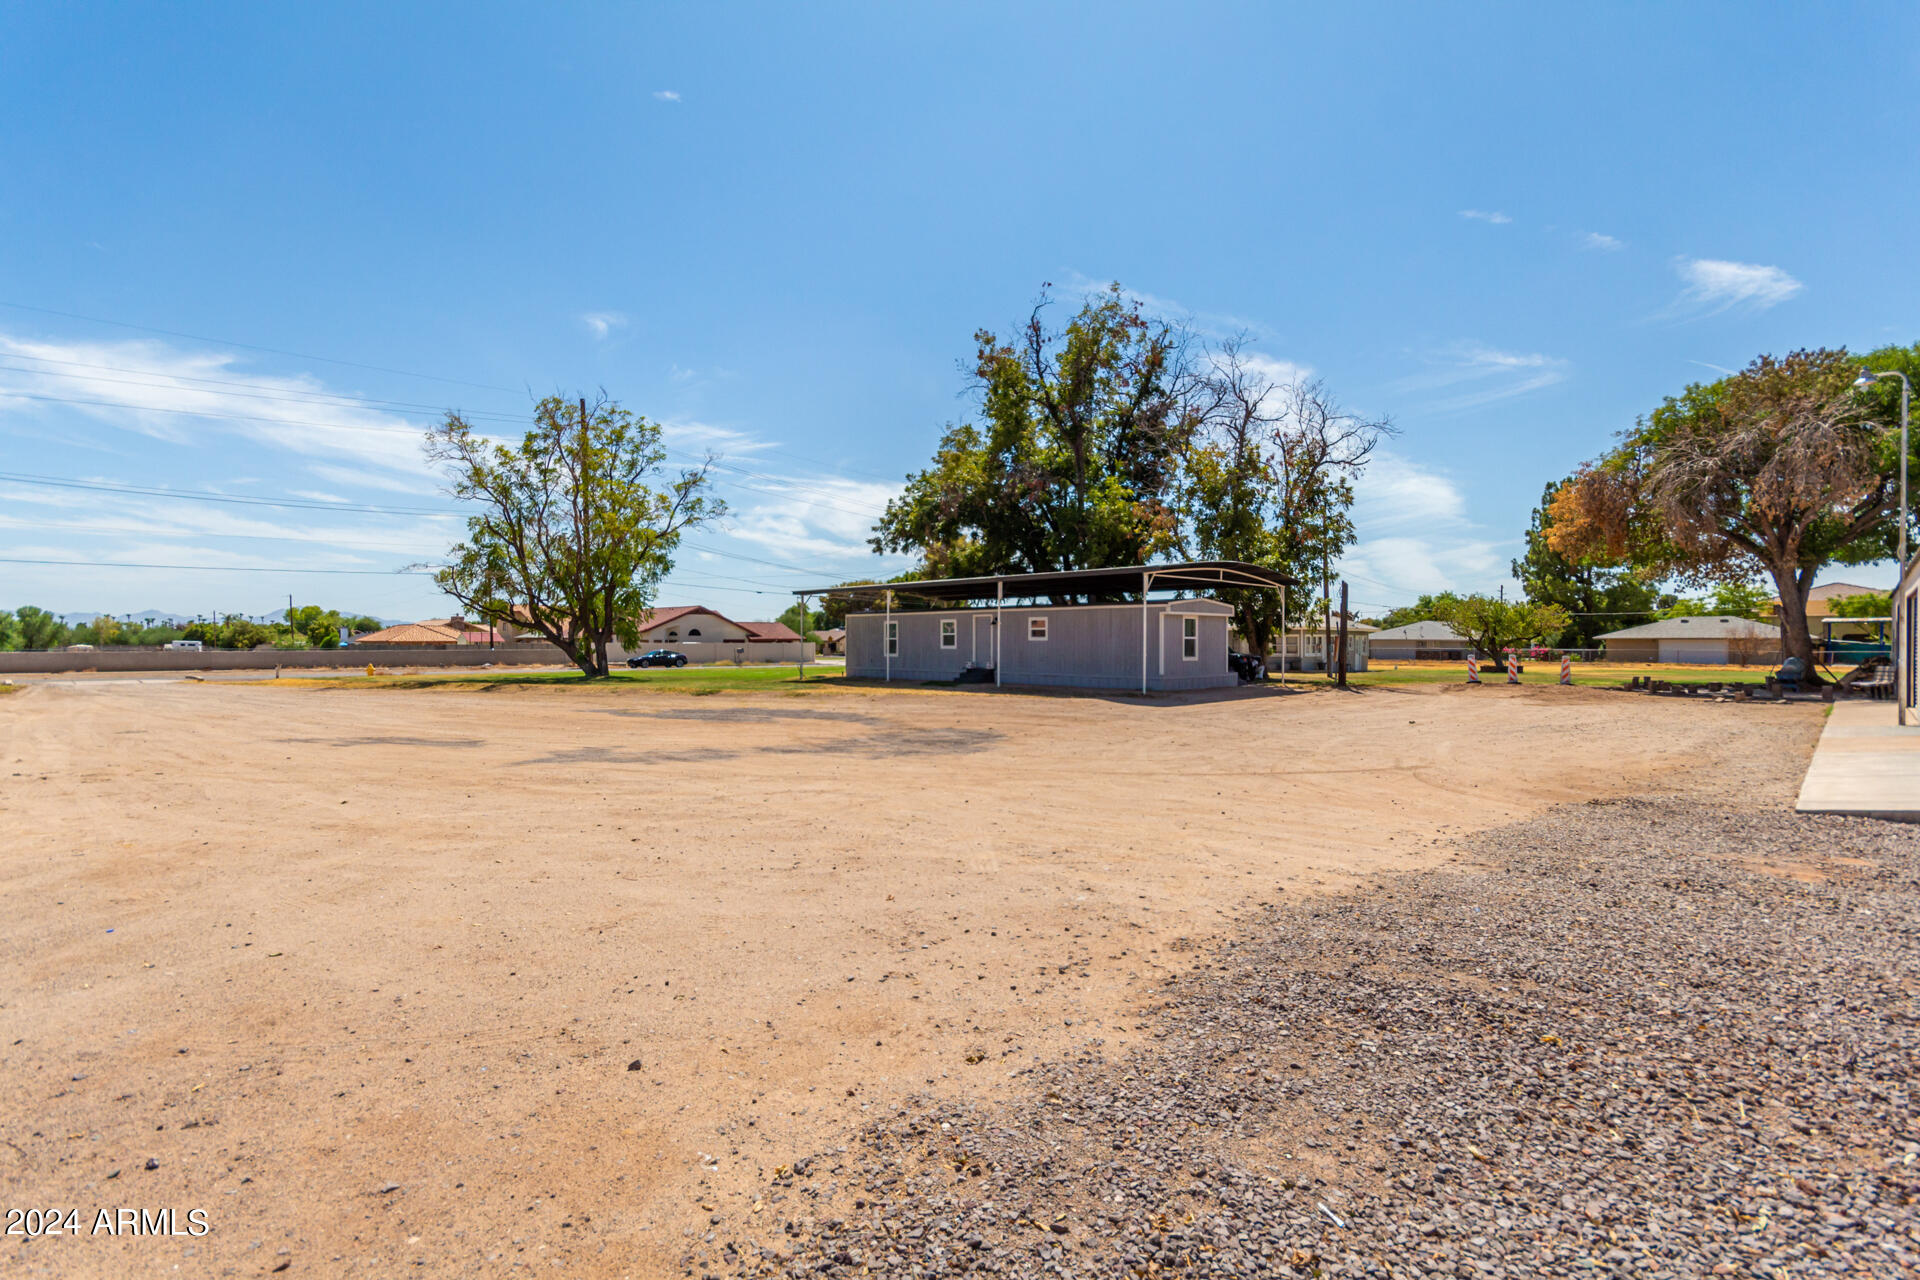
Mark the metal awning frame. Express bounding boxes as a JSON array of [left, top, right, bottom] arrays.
[[801, 561, 1295, 694]]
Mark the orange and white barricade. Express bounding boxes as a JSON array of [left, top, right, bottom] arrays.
[[1560, 654, 1572, 685], [1466, 653, 1480, 683], [1506, 652, 1520, 683]]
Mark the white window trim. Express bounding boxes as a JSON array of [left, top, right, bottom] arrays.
[[886, 620, 899, 656], [940, 618, 957, 649], [1182, 615, 1198, 661], [1028, 616, 1049, 642]]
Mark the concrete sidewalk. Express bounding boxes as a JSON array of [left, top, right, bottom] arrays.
[[1795, 700, 1920, 821]]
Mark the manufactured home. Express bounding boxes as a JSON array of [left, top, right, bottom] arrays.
[[798, 561, 1297, 693]]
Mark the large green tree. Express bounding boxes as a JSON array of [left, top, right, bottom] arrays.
[[1550, 346, 1918, 669], [1180, 342, 1391, 656], [426, 395, 725, 677], [14, 606, 69, 651], [1430, 595, 1571, 659], [872, 284, 1196, 580], [1658, 581, 1772, 620], [1513, 479, 1657, 647]]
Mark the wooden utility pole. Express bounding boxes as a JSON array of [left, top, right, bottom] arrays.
[[1321, 549, 1333, 677], [1336, 580, 1350, 689], [579, 396, 597, 675]]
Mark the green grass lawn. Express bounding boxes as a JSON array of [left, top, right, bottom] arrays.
[[299, 664, 848, 694], [1277, 663, 1778, 688], [298, 659, 1777, 697]]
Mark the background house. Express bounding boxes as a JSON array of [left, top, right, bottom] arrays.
[[1368, 620, 1471, 661], [352, 617, 504, 647], [482, 604, 813, 663], [1275, 616, 1373, 672], [1772, 582, 1884, 639], [1596, 616, 1779, 665]]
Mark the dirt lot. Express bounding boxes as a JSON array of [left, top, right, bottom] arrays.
[[0, 677, 1822, 1277]]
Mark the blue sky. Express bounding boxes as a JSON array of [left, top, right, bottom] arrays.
[[4, 3, 1917, 623]]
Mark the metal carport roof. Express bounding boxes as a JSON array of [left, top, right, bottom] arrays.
[[794, 560, 1297, 604]]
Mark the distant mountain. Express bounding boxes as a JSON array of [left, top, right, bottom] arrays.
[[55, 609, 195, 627]]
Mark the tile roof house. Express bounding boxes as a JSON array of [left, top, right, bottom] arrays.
[[632, 606, 797, 644], [741, 619, 802, 642], [352, 618, 505, 646]]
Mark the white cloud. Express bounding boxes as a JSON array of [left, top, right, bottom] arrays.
[[1338, 452, 1508, 599], [0, 333, 439, 478], [1337, 534, 1510, 603], [581, 311, 627, 339], [653, 89, 681, 102], [661, 417, 779, 456], [1580, 231, 1623, 251], [1351, 450, 1466, 534], [1239, 353, 1313, 388], [723, 475, 901, 563], [0, 480, 457, 557], [1459, 209, 1512, 225], [1673, 258, 1803, 314], [1395, 342, 1568, 414], [1055, 272, 1265, 340]]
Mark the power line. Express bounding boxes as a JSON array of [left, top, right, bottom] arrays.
[[0, 353, 534, 424], [0, 301, 524, 394], [1, 387, 895, 521], [0, 343, 908, 486], [0, 556, 796, 597], [0, 472, 875, 585], [0, 471, 455, 517], [0, 556, 432, 576]]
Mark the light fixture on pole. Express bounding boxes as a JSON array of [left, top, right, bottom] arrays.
[[1856, 368, 1912, 568]]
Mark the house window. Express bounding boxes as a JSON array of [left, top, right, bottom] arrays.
[[1182, 616, 1198, 660], [688, 628, 702, 637], [886, 621, 898, 656], [940, 619, 956, 648], [1028, 617, 1048, 641], [666, 630, 679, 640]]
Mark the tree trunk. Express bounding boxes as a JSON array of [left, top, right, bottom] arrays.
[[558, 640, 598, 679], [1770, 563, 1816, 671]]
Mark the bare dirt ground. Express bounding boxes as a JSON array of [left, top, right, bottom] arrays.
[[0, 678, 1822, 1277]]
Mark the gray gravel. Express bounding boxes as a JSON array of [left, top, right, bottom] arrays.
[[710, 799, 1919, 1278]]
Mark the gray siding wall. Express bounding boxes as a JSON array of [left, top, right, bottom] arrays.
[[1370, 641, 1469, 661], [846, 602, 1234, 691]]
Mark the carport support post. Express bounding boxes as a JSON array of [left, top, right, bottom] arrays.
[[1336, 581, 1349, 689], [1278, 585, 1286, 685], [1140, 570, 1154, 694], [796, 593, 809, 683], [994, 580, 1002, 687], [884, 590, 892, 683]]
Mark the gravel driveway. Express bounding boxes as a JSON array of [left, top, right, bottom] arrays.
[[719, 799, 1918, 1278]]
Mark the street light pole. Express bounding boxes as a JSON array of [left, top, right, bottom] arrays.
[[1857, 369, 1911, 568]]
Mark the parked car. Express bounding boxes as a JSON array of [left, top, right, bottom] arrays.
[[1227, 651, 1266, 683], [626, 649, 688, 669]]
